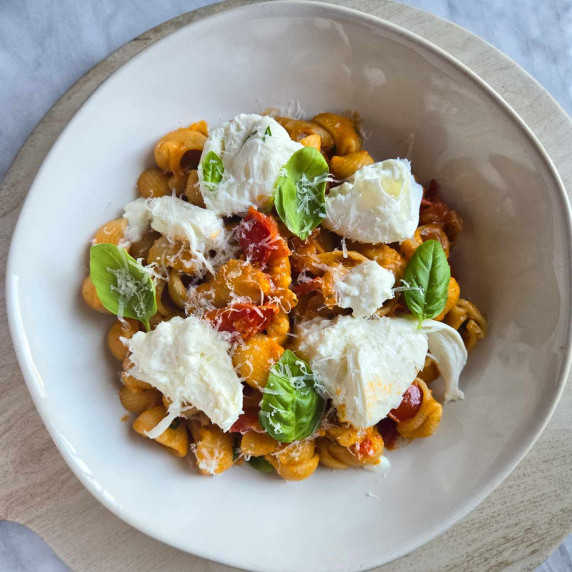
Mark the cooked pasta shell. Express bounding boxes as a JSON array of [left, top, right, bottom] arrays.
[[330, 150, 374, 180], [107, 318, 140, 361], [299, 134, 321, 150], [312, 113, 361, 155], [241, 431, 279, 457], [133, 405, 189, 457], [184, 170, 205, 207], [232, 334, 284, 389], [136, 168, 170, 198], [81, 277, 110, 314], [434, 277, 460, 321], [154, 127, 206, 176], [189, 421, 234, 475], [119, 386, 162, 414], [274, 116, 335, 152], [93, 218, 127, 246]]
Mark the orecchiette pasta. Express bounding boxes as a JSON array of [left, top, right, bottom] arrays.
[[184, 170, 205, 208], [266, 311, 290, 345], [417, 356, 440, 384], [154, 279, 182, 318], [348, 243, 407, 282], [318, 425, 384, 468], [167, 271, 188, 309], [148, 236, 197, 274], [400, 223, 450, 260]]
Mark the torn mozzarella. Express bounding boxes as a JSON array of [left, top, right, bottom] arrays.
[[127, 316, 243, 434], [198, 113, 303, 216], [324, 159, 423, 244]]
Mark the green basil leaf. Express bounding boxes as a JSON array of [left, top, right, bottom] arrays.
[[263, 126, 272, 142], [259, 350, 325, 443], [403, 240, 450, 327], [274, 146, 329, 240], [89, 243, 157, 331], [247, 456, 273, 473], [201, 150, 224, 189]]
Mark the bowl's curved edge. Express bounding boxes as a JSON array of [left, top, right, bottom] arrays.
[[3, 2, 572, 572]]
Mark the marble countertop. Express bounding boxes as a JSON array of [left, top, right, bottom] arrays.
[[0, 1, 570, 571]]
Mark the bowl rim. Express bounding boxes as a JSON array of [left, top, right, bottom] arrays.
[[5, 1, 572, 571]]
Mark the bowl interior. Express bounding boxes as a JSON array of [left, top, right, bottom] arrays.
[[7, 3, 571, 572]]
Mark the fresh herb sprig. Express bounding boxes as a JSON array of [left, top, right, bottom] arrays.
[[89, 243, 156, 331], [274, 146, 329, 240], [259, 350, 325, 443], [402, 240, 450, 327]]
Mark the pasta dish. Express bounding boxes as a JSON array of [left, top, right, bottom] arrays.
[[81, 110, 486, 480]]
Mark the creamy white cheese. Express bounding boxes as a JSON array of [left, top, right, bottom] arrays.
[[122, 198, 152, 243], [297, 316, 428, 428], [122, 195, 227, 272], [148, 195, 224, 250], [333, 260, 395, 318], [198, 113, 303, 216], [419, 320, 467, 401], [127, 316, 243, 435], [323, 159, 423, 244]]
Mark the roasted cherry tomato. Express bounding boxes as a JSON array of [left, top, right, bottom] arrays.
[[388, 383, 423, 423], [230, 407, 262, 434], [420, 179, 449, 225], [205, 303, 278, 341], [237, 206, 290, 265], [291, 276, 322, 296]]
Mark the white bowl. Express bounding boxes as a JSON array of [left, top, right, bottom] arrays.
[[6, 2, 572, 571]]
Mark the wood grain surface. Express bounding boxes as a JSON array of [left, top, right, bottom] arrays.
[[1, 1, 570, 571]]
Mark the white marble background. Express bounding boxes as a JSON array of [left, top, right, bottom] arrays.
[[0, 0, 571, 571]]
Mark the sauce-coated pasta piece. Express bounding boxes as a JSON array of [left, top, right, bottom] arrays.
[[133, 405, 189, 457], [93, 218, 127, 246], [232, 334, 285, 389]]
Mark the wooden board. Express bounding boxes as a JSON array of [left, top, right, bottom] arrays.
[[1, 1, 570, 570]]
